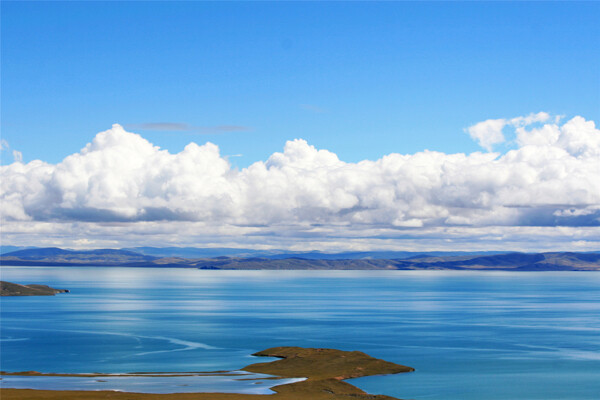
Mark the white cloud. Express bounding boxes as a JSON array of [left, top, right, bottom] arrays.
[[468, 112, 555, 152], [466, 118, 507, 151], [1, 220, 598, 252], [1, 116, 599, 250], [1, 140, 24, 164], [510, 111, 551, 127]]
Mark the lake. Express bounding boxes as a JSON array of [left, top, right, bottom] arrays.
[[1, 267, 599, 399]]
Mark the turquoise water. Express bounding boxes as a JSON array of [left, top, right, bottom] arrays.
[[1, 267, 599, 399]]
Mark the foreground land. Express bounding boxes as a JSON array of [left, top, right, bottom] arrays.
[[0, 347, 413, 400], [2, 247, 599, 270], [0, 281, 69, 296]]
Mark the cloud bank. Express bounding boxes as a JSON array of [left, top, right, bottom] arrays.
[[1, 114, 599, 250]]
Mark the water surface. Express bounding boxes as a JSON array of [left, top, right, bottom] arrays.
[[0, 373, 303, 394], [1, 267, 599, 399]]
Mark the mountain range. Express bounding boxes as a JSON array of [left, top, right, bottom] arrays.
[[1, 247, 598, 271]]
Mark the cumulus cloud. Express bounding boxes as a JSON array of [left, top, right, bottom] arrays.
[[1, 115, 599, 250], [467, 118, 507, 151], [467, 112, 556, 151]]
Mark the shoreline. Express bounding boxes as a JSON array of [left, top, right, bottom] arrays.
[[0, 347, 414, 400]]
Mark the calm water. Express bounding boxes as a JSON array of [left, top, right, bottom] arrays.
[[1, 267, 599, 399], [0, 373, 304, 394]]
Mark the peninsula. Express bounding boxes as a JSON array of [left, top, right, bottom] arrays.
[[0, 347, 414, 400], [0, 281, 69, 296]]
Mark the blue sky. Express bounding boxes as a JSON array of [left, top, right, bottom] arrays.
[[2, 1, 598, 166], [1, 2, 599, 251]]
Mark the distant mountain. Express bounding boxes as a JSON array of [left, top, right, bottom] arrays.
[[122, 247, 505, 260], [263, 250, 507, 260], [1, 248, 598, 270], [123, 246, 268, 258], [0, 246, 37, 255], [1, 247, 156, 266], [0, 245, 523, 260], [189, 252, 600, 271], [5, 247, 148, 258], [391, 252, 600, 271]]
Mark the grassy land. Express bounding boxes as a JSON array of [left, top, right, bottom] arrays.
[[0, 281, 68, 296], [0, 347, 414, 400]]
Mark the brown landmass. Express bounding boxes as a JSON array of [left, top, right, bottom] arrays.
[[0, 281, 69, 296], [0, 347, 414, 400]]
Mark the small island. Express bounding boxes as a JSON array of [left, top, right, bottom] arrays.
[[0, 347, 414, 399], [0, 281, 69, 296]]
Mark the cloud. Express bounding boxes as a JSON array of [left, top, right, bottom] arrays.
[[510, 111, 552, 127], [467, 112, 557, 152], [1, 115, 599, 250], [1, 220, 598, 252], [1, 140, 23, 164], [466, 118, 507, 151], [125, 122, 251, 134]]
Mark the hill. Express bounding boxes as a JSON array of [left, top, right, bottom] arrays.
[[1, 248, 598, 270], [125, 247, 504, 259], [1, 281, 69, 296], [1, 248, 156, 266]]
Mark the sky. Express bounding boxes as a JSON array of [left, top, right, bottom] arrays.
[[1, 1, 599, 252]]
